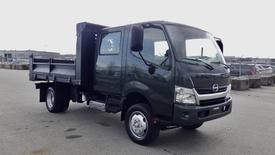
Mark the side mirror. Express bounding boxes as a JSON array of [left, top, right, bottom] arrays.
[[215, 37, 223, 53], [131, 25, 144, 52]]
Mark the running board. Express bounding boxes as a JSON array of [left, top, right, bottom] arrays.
[[89, 100, 106, 112]]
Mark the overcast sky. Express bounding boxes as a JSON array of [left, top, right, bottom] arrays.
[[0, 0, 274, 58]]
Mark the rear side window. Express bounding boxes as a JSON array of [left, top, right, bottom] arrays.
[[100, 32, 121, 54]]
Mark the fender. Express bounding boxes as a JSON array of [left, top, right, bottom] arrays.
[[122, 80, 169, 117]]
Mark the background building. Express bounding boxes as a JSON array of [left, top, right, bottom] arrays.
[[225, 56, 275, 66], [0, 50, 61, 64]]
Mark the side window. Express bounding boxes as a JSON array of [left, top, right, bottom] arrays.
[[100, 32, 121, 54], [134, 28, 170, 66]]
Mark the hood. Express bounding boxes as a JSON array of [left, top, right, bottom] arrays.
[[175, 62, 230, 94]]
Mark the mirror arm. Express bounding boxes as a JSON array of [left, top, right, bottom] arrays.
[[160, 57, 169, 66], [138, 52, 151, 66]]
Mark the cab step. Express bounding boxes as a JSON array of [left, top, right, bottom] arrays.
[[89, 100, 106, 112]]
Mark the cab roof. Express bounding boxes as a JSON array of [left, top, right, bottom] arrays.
[[103, 20, 207, 33]]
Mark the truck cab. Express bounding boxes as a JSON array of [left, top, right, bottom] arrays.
[[30, 21, 232, 145]]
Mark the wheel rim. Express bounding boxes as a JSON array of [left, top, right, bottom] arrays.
[[129, 111, 148, 139], [46, 90, 54, 109]]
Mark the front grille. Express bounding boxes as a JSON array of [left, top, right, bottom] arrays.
[[199, 97, 226, 106], [196, 86, 227, 94]]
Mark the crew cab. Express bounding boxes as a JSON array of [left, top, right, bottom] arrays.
[[29, 21, 232, 145]]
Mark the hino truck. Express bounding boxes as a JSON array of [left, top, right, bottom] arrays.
[[29, 21, 232, 145]]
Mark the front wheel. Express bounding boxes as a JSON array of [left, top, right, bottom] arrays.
[[125, 104, 160, 145], [46, 86, 70, 113], [182, 123, 203, 130]]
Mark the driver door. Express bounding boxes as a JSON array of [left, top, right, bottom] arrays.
[[128, 26, 175, 118]]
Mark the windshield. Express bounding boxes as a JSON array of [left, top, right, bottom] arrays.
[[166, 25, 225, 64]]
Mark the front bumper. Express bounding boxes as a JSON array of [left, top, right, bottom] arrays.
[[173, 98, 232, 126]]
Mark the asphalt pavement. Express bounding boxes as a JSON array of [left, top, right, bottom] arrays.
[[0, 69, 274, 155]]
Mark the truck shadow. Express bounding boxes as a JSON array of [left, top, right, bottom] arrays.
[[151, 129, 217, 149], [50, 105, 222, 150]]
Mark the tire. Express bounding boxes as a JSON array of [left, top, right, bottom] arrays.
[[46, 86, 70, 113], [182, 123, 203, 130], [125, 104, 160, 145]]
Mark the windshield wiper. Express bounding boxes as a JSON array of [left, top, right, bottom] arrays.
[[183, 58, 214, 70], [211, 61, 230, 69]]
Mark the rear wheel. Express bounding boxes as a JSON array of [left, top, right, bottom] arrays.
[[125, 104, 160, 145], [182, 123, 203, 130], [46, 86, 70, 113]]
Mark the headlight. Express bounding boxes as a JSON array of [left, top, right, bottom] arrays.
[[226, 84, 232, 99], [175, 86, 196, 104]]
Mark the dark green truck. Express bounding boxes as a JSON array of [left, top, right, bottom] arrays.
[[29, 21, 232, 145]]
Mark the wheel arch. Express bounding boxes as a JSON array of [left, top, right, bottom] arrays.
[[35, 82, 72, 102], [35, 82, 53, 102], [121, 91, 153, 121]]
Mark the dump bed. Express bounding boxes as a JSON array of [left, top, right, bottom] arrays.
[[29, 56, 77, 83], [29, 22, 107, 88]]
